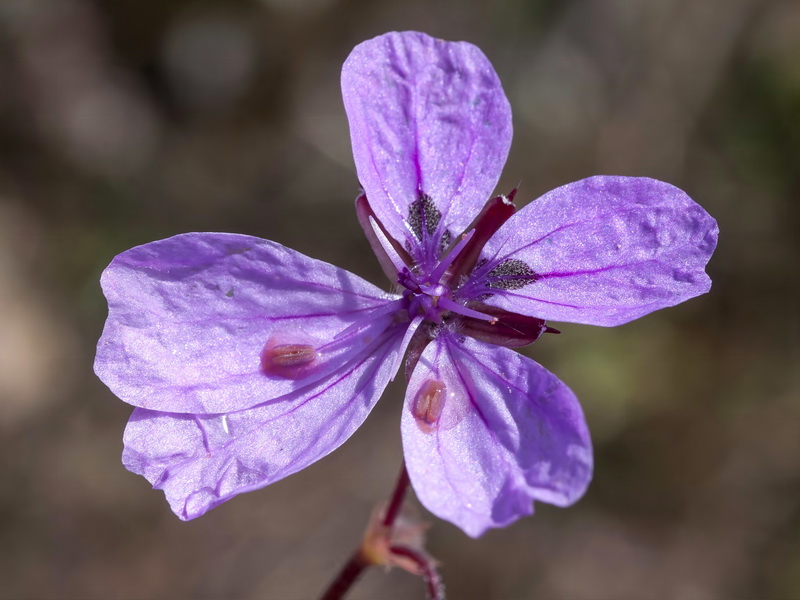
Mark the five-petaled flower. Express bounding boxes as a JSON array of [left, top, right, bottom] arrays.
[[95, 31, 718, 537]]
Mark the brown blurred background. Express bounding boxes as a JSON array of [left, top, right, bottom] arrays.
[[1, 0, 798, 598]]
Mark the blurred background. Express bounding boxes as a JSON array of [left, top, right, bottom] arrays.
[[1, 0, 798, 598]]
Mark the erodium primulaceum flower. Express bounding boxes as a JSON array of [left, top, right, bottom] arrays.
[[95, 31, 718, 538]]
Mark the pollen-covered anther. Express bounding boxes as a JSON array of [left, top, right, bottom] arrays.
[[413, 379, 446, 433], [261, 342, 317, 379]]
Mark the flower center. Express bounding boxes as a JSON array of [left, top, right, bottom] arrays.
[[362, 191, 555, 347], [397, 232, 497, 326], [398, 267, 452, 323]]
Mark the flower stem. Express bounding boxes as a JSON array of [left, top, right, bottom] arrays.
[[319, 549, 369, 600], [382, 462, 410, 528], [389, 545, 445, 600], [318, 462, 411, 600]]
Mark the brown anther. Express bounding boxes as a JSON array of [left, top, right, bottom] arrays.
[[413, 379, 446, 432], [261, 342, 317, 379], [266, 344, 316, 366]]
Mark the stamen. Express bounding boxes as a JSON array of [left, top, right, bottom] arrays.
[[418, 295, 439, 323], [436, 296, 497, 323], [413, 379, 446, 432], [444, 193, 517, 287], [404, 326, 433, 381], [428, 229, 475, 284], [261, 342, 317, 379], [334, 299, 406, 341], [389, 315, 424, 381], [397, 268, 421, 293], [407, 294, 422, 320]]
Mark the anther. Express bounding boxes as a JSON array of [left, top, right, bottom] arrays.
[[413, 379, 446, 433], [261, 342, 317, 379]]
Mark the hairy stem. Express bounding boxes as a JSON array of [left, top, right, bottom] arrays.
[[390, 545, 445, 600]]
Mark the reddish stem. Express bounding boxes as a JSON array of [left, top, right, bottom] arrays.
[[382, 463, 410, 528], [319, 549, 369, 600], [318, 463, 411, 600], [389, 545, 445, 600]]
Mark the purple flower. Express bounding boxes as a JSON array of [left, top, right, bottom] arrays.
[[95, 31, 718, 537]]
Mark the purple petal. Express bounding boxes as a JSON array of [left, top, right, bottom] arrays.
[[465, 176, 718, 326], [123, 327, 406, 520], [401, 335, 592, 538], [342, 31, 512, 268], [95, 232, 399, 413]]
